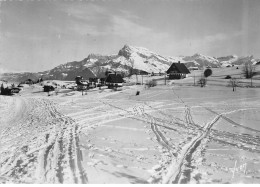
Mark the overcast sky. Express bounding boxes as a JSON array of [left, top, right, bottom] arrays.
[[0, 0, 260, 73]]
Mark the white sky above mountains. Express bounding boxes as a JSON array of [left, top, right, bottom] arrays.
[[0, 0, 260, 72]]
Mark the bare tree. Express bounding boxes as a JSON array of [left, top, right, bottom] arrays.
[[198, 77, 207, 87], [242, 63, 256, 87], [242, 63, 256, 78], [229, 78, 238, 92]]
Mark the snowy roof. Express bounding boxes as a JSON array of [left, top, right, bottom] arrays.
[[167, 63, 190, 74]]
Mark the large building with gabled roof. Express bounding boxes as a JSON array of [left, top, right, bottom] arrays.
[[166, 61, 190, 79]]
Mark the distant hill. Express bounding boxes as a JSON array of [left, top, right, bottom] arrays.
[[173, 53, 220, 68], [0, 72, 42, 84], [0, 44, 258, 83], [217, 55, 257, 67]]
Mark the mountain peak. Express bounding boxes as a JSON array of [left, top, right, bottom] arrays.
[[193, 53, 202, 57], [192, 53, 208, 58], [123, 44, 131, 49], [118, 44, 132, 58], [87, 53, 104, 59], [118, 44, 139, 58], [118, 44, 155, 59]]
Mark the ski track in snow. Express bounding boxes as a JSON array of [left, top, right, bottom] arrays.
[[89, 92, 259, 184], [0, 97, 87, 184], [158, 88, 260, 184], [1, 86, 259, 184]]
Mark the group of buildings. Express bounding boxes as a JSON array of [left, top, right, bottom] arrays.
[[75, 61, 191, 89], [75, 72, 125, 90], [74, 62, 191, 88]]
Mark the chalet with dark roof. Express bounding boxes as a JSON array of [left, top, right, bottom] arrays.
[[166, 61, 190, 79], [105, 73, 124, 88]]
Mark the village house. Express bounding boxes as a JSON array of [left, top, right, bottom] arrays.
[[43, 85, 55, 92], [75, 76, 89, 90], [24, 79, 34, 85], [88, 77, 106, 88], [131, 69, 149, 75], [188, 67, 199, 71], [105, 73, 124, 88], [166, 61, 190, 79]]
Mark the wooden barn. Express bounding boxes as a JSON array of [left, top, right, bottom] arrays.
[[166, 62, 190, 79]]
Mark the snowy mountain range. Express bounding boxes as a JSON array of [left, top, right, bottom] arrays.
[[1, 44, 259, 82]]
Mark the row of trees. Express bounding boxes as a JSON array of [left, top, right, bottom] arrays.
[[197, 63, 257, 89], [242, 63, 257, 87], [242, 63, 256, 79], [228, 63, 257, 91]]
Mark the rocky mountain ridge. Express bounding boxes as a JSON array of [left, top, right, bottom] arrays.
[[1, 44, 258, 82]]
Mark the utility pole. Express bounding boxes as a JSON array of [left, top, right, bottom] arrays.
[[136, 70, 139, 85], [165, 72, 167, 85], [194, 72, 195, 86]]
